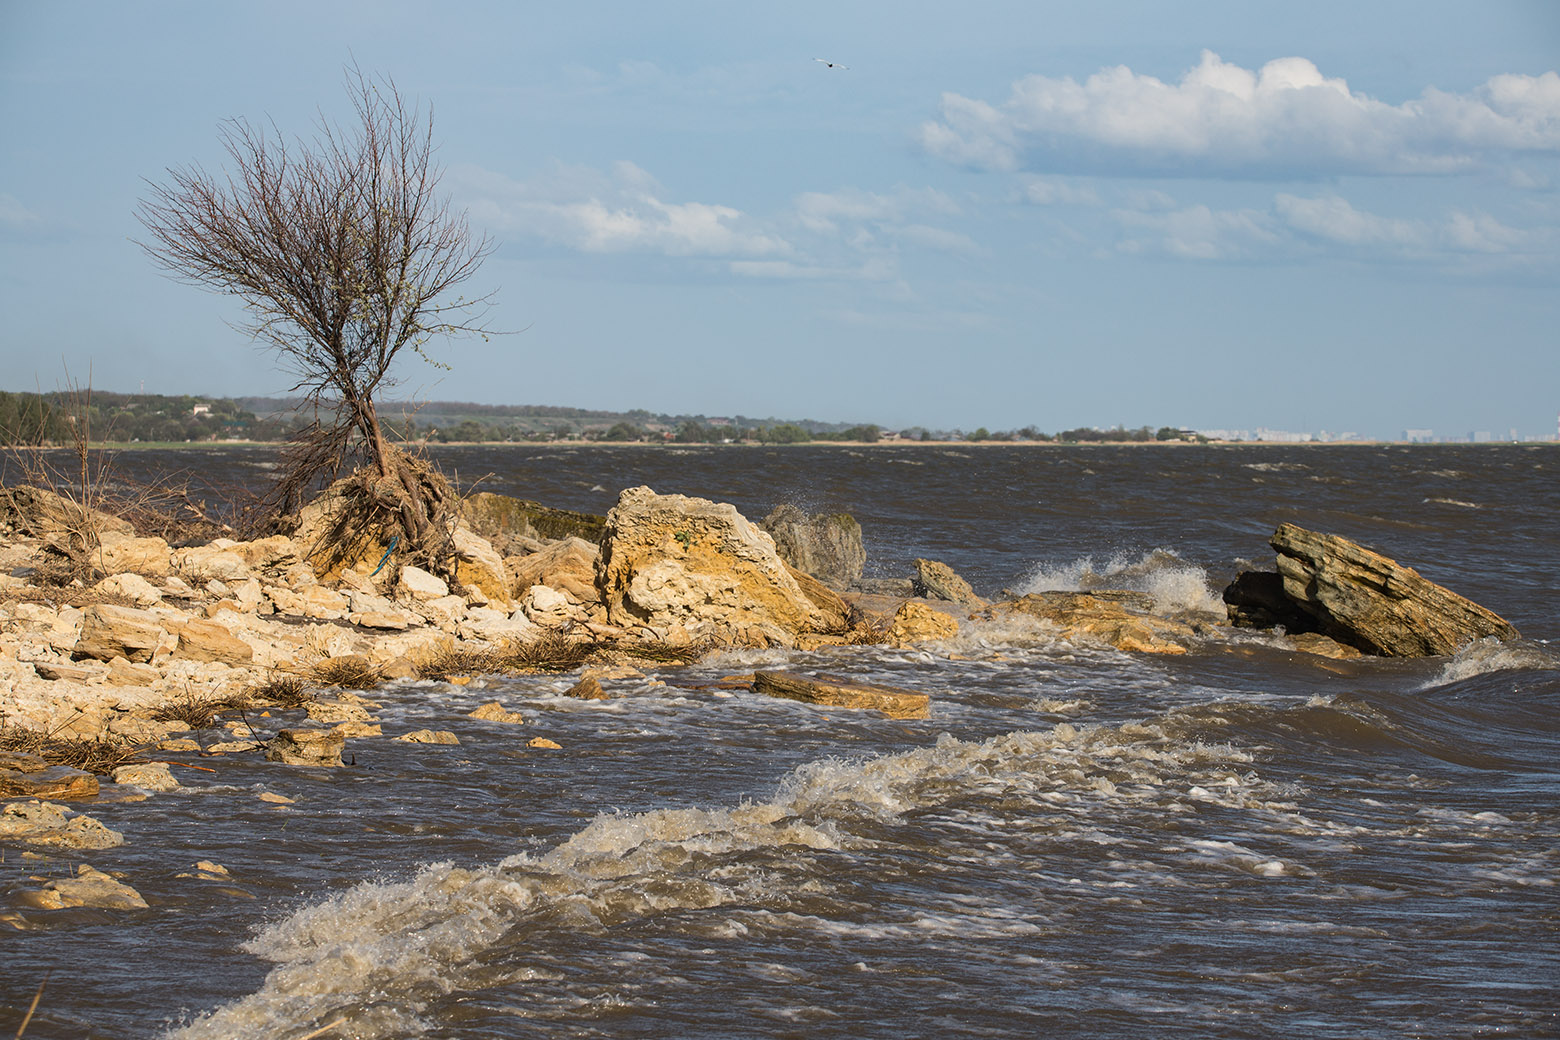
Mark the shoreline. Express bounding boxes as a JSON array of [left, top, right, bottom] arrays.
[[9, 438, 1554, 452]]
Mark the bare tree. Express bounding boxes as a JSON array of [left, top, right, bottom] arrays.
[[137, 66, 495, 571]]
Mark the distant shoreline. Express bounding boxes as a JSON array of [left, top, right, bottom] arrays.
[[10, 438, 1553, 451]]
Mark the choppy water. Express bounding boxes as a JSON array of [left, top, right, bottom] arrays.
[[4, 445, 1557, 1039]]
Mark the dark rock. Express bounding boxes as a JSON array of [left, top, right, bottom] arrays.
[[463, 492, 606, 550], [759, 505, 866, 589], [1223, 570, 1320, 633], [1269, 523, 1519, 657]]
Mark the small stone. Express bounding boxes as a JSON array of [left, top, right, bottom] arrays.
[[526, 737, 562, 750], [469, 700, 525, 724], [332, 721, 382, 738], [565, 676, 608, 700], [158, 738, 202, 752], [0, 766, 99, 801], [306, 700, 374, 725], [393, 729, 460, 745], [204, 740, 262, 754], [0, 801, 124, 849], [258, 791, 295, 804]]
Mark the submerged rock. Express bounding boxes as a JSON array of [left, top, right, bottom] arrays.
[[993, 592, 1197, 655], [25, 864, 148, 911], [0, 765, 100, 801], [394, 729, 459, 745], [753, 671, 931, 719], [469, 700, 526, 724], [1266, 523, 1520, 657], [0, 800, 125, 849]]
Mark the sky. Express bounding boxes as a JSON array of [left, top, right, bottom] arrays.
[[2, 1, 1557, 439]]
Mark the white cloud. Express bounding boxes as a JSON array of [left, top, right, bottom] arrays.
[[454, 161, 789, 258], [0, 192, 40, 228], [1018, 176, 1101, 206], [1274, 194, 1535, 256], [921, 51, 1560, 177], [794, 186, 959, 233], [1114, 204, 1279, 260]]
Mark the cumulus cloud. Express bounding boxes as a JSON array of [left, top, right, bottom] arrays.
[[455, 160, 790, 258], [920, 51, 1560, 177]]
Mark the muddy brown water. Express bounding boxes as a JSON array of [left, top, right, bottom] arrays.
[[3, 444, 1556, 1039]]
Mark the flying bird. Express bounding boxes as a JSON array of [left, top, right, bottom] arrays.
[[813, 58, 849, 70]]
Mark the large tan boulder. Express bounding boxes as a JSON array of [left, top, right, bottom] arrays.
[[72, 604, 172, 663], [1269, 523, 1520, 657], [888, 601, 961, 646], [225, 535, 300, 572], [914, 558, 984, 607], [0, 800, 124, 849], [266, 728, 344, 767], [172, 618, 255, 665], [507, 536, 601, 604], [452, 524, 513, 607], [596, 486, 849, 647], [93, 532, 172, 577], [760, 505, 865, 589], [173, 543, 252, 583]]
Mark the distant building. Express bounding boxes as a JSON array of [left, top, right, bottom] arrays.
[[191, 403, 211, 418], [1471, 430, 1494, 443], [1403, 428, 1435, 443], [1255, 428, 1313, 443]]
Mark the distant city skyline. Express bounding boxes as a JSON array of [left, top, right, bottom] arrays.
[[2, 2, 1557, 440]]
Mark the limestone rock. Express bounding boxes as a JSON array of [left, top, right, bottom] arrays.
[[398, 565, 449, 602], [508, 536, 601, 604], [394, 729, 459, 745], [111, 762, 180, 792], [913, 559, 983, 606], [0, 800, 124, 849], [94, 571, 163, 607], [226, 535, 299, 572], [995, 592, 1197, 655], [526, 737, 562, 750], [106, 656, 162, 686], [299, 585, 350, 620], [452, 524, 513, 608], [418, 594, 468, 630], [760, 505, 866, 588], [753, 671, 931, 719], [28, 864, 148, 911], [0, 485, 135, 540], [1223, 570, 1317, 633], [469, 700, 526, 723], [566, 676, 608, 700], [173, 544, 252, 583], [457, 607, 540, 644], [597, 486, 849, 648], [93, 533, 174, 578], [888, 601, 961, 646], [173, 618, 254, 665], [351, 610, 411, 631], [265, 728, 344, 767], [520, 584, 575, 628], [306, 700, 374, 725], [0, 765, 99, 801], [73, 604, 171, 663], [1268, 523, 1520, 657]]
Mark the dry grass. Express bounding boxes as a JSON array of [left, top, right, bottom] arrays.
[[495, 629, 595, 672], [151, 689, 255, 730], [0, 721, 144, 776], [244, 673, 313, 709], [413, 642, 500, 682], [308, 655, 382, 690], [612, 638, 716, 665], [841, 605, 893, 646]]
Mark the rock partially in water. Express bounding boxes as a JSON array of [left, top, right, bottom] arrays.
[[23, 864, 148, 911], [597, 486, 849, 648], [913, 559, 984, 607], [753, 670, 931, 719], [1269, 523, 1521, 657], [888, 601, 961, 646], [394, 729, 459, 745], [993, 592, 1197, 655], [1223, 570, 1317, 633], [0, 764, 99, 801], [265, 728, 344, 767], [565, 676, 608, 700], [469, 700, 526, 723], [760, 505, 866, 589], [0, 800, 124, 849], [110, 763, 179, 793]]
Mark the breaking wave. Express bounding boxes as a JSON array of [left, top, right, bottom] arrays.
[[1017, 549, 1222, 614], [1419, 636, 1560, 689]]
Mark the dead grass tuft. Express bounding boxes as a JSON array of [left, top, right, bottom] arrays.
[[0, 721, 144, 776], [244, 673, 313, 709], [151, 690, 254, 729], [413, 643, 500, 682], [495, 629, 595, 672], [309, 655, 382, 690]]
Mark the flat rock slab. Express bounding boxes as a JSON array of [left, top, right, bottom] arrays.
[[0, 765, 100, 801], [0, 800, 125, 849], [753, 671, 930, 719]]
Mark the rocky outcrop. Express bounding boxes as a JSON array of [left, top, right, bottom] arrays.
[[266, 728, 345, 767], [508, 536, 601, 605], [888, 601, 961, 646], [596, 487, 849, 648], [73, 604, 173, 663], [759, 505, 866, 589], [753, 671, 930, 719], [1251, 523, 1520, 657]]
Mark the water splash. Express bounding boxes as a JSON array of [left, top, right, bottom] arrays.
[[1017, 549, 1222, 614]]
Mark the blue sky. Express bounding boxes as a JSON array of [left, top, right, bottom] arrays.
[[2, 1, 1557, 438]]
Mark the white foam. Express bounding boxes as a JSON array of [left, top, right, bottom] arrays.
[[1419, 636, 1559, 689], [1018, 549, 1223, 615]]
